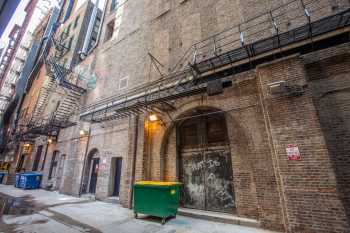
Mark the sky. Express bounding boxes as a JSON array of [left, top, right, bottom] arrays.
[[0, 0, 105, 51], [0, 0, 59, 49]]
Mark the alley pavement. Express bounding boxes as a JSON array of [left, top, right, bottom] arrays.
[[0, 185, 278, 233]]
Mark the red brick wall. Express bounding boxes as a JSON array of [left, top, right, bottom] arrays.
[[257, 55, 349, 233], [305, 45, 350, 231]]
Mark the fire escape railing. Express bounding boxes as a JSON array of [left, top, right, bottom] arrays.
[[44, 55, 87, 94], [79, 0, 350, 123], [188, 0, 350, 77], [15, 45, 88, 140], [15, 112, 76, 141]]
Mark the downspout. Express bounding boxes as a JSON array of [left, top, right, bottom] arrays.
[[129, 115, 139, 209], [78, 125, 92, 197]]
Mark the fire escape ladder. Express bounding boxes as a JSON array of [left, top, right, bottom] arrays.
[[30, 77, 57, 124], [45, 55, 87, 94], [16, 57, 85, 139], [52, 89, 82, 124]]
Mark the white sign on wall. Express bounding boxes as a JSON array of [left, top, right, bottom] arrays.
[[286, 144, 301, 161]]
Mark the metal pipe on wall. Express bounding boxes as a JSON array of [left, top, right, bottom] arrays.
[[129, 115, 139, 209]]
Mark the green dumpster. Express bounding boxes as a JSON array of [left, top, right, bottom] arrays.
[[133, 181, 181, 224]]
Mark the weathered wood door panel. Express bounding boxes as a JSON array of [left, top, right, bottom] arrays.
[[181, 149, 235, 213], [181, 151, 206, 210], [178, 110, 235, 213], [205, 150, 235, 212]]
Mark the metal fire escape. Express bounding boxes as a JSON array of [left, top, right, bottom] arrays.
[[16, 35, 87, 141], [80, 0, 350, 123]]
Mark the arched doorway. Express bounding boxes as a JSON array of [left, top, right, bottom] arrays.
[[178, 108, 235, 213], [82, 149, 100, 194]]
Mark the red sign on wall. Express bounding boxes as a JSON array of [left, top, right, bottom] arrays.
[[286, 144, 301, 160]]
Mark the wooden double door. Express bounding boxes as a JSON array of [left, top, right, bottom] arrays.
[[180, 148, 235, 213], [178, 111, 235, 213]]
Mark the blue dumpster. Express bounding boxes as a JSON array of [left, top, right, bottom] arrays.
[[0, 172, 5, 184], [17, 172, 42, 189], [15, 173, 21, 187]]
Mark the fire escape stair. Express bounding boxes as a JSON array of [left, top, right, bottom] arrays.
[[31, 77, 57, 122], [19, 56, 86, 139]]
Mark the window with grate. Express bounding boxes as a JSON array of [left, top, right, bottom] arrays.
[[66, 24, 71, 36], [68, 36, 74, 50], [104, 20, 115, 42], [74, 15, 80, 28], [180, 121, 200, 148], [110, 0, 118, 11], [206, 114, 227, 145], [119, 77, 128, 89], [179, 111, 228, 149]]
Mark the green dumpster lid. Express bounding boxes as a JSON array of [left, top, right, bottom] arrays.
[[135, 181, 181, 186]]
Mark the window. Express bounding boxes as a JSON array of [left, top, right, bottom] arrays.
[[55, 50, 63, 58], [206, 115, 227, 144], [179, 111, 228, 148], [110, 0, 118, 11], [66, 24, 71, 36], [119, 77, 128, 89], [20, 45, 29, 51], [60, 31, 67, 41], [63, 0, 74, 22], [62, 58, 68, 68], [180, 122, 200, 148], [68, 37, 74, 49], [104, 20, 115, 42], [74, 15, 80, 28]]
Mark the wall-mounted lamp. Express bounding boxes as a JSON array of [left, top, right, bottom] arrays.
[[267, 81, 288, 95], [149, 113, 159, 122], [267, 80, 305, 97], [48, 138, 53, 144], [79, 129, 87, 136]]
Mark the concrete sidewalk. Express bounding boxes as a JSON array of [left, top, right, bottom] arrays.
[[0, 184, 279, 233]]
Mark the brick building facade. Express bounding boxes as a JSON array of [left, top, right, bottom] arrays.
[[1, 0, 350, 232]]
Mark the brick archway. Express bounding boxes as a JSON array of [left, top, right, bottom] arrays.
[[82, 148, 99, 194]]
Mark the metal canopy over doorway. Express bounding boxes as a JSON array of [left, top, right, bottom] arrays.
[[178, 109, 235, 213]]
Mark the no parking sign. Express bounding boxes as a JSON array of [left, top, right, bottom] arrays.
[[286, 144, 301, 160]]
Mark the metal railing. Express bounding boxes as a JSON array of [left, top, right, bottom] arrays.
[[45, 56, 87, 93], [172, 0, 348, 71], [79, 0, 349, 121], [16, 110, 75, 140]]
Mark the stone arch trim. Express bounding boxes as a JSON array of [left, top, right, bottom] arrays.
[[158, 101, 279, 219], [82, 148, 100, 194], [87, 148, 99, 159], [159, 105, 226, 179]]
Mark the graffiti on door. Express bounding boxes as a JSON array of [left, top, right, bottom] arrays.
[[181, 150, 235, 213]]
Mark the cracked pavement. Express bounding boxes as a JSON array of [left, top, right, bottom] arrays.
[[0, 185, 278, 233]]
